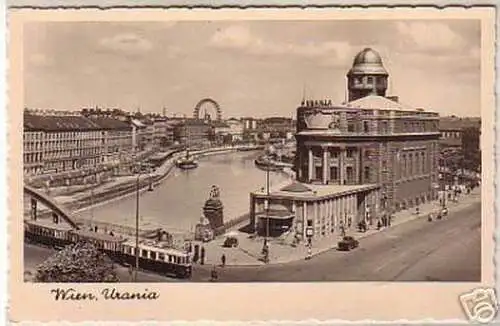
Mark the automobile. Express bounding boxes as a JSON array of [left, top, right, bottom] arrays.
[[223, 236, 239, 248], [337, 236, 359, 251]]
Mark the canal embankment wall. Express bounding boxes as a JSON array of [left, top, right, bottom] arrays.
[[27, 145, 266, 235]]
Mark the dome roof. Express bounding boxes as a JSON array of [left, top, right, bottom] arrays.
[[348, 48, 388, 75], [280, 182, 312, 193]]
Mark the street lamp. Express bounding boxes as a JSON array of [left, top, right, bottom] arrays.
[[261, 165, 271, 263]]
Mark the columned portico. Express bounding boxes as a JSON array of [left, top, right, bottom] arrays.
[[250, 182, 380, 241], [322, 147, 329, 184], [339, 146, 345, 185], [308, 148, 313, 181]]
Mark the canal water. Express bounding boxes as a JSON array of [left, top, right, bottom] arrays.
[[72, 151, 291, 232]]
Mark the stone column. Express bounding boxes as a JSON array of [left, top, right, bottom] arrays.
[[339, 147, 345, 185], [308, 147, 313, 182], [322, 147, 329, 184], [302, 202, 307, 239], [356, 148, 362, 184], [314, 202, 319, 236]]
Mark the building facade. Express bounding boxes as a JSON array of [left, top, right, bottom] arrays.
[[439, 116, 481, 148], [87, 116, 133, 165], [173, 119, 212, 146], [24, 111, 104, 178], [249, 47, 441, 242], [24, 110, 139, 186]]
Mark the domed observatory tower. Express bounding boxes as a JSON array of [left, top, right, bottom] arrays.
[[347, 48, 389, 101]]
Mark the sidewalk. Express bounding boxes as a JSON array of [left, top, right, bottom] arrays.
[[196, 188, 481, 267]]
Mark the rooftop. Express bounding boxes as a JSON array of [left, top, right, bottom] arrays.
[[88, 116, 132, 130], [24, 114, 101, 132], [439, 116, 481, 130], [253, 182, 380, 200], [345, 95, 433, 113]]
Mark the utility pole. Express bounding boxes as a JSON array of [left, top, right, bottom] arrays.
[[134, 173, 140, 282]]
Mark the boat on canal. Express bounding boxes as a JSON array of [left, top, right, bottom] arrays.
[[176, 126, 199, 170], [254, 155, 283, 171], [176, 149, 198, 170]]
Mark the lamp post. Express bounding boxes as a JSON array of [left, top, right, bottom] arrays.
[[134, 172, 140, 282], [261, 165, 271, 263]]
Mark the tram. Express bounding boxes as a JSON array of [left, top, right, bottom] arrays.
[[24, 219, 192, 279]]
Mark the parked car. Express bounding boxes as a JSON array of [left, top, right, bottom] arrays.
[[337, 236, 359, 251], [223, 236, 239, 248]]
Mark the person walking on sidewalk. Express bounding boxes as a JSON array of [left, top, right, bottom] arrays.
[[221, 253, 226, 267], [200, 246, 205, 265], [306, 245, 312, 260]]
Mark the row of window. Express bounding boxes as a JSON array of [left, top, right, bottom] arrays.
[[122, 245, 190, 265], [350, 76, 387, 88], [24, 131, 128, 142], [343, 120, 438, 134], [441, 131, 461, 139], [43, 157, 100, 171], [399, 150, 430, 178]]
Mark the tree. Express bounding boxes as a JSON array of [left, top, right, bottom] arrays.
[[35, 241, 119, 283], [461, 126, 481, 172]]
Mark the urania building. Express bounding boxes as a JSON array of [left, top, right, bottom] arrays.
[[250, 48, 441, 241]]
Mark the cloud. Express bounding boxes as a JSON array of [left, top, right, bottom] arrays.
[[98, 33, 153, 56], [395, 21, 466, 53], [209, 25, 352, 63]]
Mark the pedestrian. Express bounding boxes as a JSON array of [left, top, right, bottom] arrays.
[[221, 253, 226, 267], [348, 217, 352, 228], [210, 267, 218, 282], [200, 246, 205, 265], [306, 246, 312, 260], [377, 220, 382, 230], [94, 226, 98, 232], [193, 245, 199, 264]]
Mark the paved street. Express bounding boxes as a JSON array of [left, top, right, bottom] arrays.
[[191, 201, 481, 282], [24, 199, 481, 283]]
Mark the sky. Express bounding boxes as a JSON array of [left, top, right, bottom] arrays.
[[24, 19, 481, 118]]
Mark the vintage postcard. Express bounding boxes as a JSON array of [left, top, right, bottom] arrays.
[[8, 6, 496, 323]]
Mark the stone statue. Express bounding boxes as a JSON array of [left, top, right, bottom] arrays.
[[329, 113, 341, 130], [209, 185, 220, 199]]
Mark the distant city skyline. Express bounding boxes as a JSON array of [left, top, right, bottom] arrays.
[[24, 20, 480, 118]]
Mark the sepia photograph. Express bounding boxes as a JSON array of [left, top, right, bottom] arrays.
[[20, 17, 485, 284], [7, 6, 496, 322]]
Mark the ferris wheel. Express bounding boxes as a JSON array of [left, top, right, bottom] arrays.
[[193, 98, 222, 121]]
